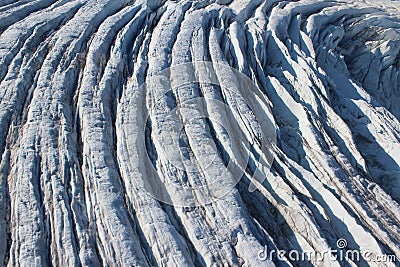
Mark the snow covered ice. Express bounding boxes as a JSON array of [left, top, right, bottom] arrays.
[[0, 0, 399, 266]]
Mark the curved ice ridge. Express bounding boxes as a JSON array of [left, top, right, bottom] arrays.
[[0, 0, 399, 266]]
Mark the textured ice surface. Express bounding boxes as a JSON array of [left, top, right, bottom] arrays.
[[0, 0, 399, 266]]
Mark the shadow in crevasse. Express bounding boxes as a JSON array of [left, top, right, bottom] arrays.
[[159, 202, 208, 267], [258, 33, 374, 182], [277, 160, 372, 267], [237, 171, 310, 267], [266, 80, 312, 172], [245, 35, 318, 174], [339, 37, 400, 120], [234, 40, 384, 266], [322, 64, 400, 203], [239, 159, 371, 267], [261, 35, 399, 203]]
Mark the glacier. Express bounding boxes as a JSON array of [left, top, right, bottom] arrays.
[[0, 0, 399, 266]]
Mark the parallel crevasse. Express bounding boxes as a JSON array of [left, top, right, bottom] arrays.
[[0, 0, 399, 266]]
